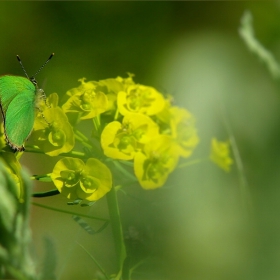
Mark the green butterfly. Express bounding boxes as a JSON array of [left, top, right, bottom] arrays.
[[0, 54, 54, 151]]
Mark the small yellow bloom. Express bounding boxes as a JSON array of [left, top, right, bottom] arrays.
[[96, 75, 135, 113], [101, 113, 159, 160], [51, 157, 112, 202], [118, 84, 165, 116], [169, 107, 199, 158], [97, 79, 122, 113], [115, 73, 135, 87], [134, 135, 179, 189], [155, 95, 173, 125], [210, 138, 233, 172], [62, 78, 108, 120], [31, 93, 75, 156]]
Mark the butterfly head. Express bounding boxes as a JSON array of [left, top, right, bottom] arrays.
[[29, 76, 38, 87]]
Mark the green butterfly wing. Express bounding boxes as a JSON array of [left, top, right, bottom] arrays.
[[0, 76, 36, 150]]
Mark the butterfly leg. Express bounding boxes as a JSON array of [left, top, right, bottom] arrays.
[[37, 88, 51, 108], [36, 106, 50, 126]]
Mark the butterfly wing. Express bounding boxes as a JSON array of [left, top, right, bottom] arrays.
[[0, 76, 36, 150]]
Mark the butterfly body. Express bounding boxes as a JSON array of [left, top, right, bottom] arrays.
[[0, 75, 37, 151], [0, 53, 54, 152]]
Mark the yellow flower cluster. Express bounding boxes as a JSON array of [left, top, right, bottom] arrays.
[[98, 75, 199, 189], [38, 75, 199, 199], [0, 73, 234, 203], [0, 62, 236, 206], [45, 75, 200, 197]]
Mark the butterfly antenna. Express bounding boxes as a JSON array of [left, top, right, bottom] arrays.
[[32, 53, 55, 78], [16, 55, 29, 79]]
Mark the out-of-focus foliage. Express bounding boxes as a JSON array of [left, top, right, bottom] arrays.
[[0, 2, 280, 280], [0, 161, 35, 280]]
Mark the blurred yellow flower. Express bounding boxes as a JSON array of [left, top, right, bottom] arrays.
[[210, 138, 233, 172], [134, 135, 179, 189], [169, 107, 199, 158]]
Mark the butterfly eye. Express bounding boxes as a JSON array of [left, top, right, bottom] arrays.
[[29, 77, 38, 86]]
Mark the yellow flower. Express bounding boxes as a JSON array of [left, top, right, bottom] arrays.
[[62, 78, 108, 120], [210, 138, 233, 172], [98, 74, 136, 113], [31, 93, 75, 156], [101, 113, 159, 160], [115, 73, 135, 87], [134, 135, 179, 189], [51, 157, 112, 202], [155, 95, 174, 125], [118, 84, 165, 116], [97, 79, 122, 113], [169, 107, 199, 158]]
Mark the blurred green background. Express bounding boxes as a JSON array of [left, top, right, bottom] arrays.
[[2, 1, 280, 279]]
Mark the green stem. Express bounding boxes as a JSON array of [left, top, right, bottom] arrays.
[[59, 150, 86, 159], [32, 202, 108, 221], [73, 129, 94, 150], [219, 103, 253, 214], [74, 129, 89, 142], [177, 158, 208, 169], [106, 186, 126, 274], [74, 134, 93, 149], [24, 145, 45, 154], [114, 108, 119, 120], [92, 115, 101, 132], [32, 189, 59, 197], [25, 145, 86, 159], [76, 242, 110, 280], [108, 159, 137, 182]]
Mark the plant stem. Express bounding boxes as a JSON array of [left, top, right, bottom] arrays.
[[25, 145, 87, 159], [59, 150, 86, 158], [76, 242, 110, 280], [106, 186, 126, 274], [177, 158, 208, 169], [220, 103, 253, 214], [32, 189, 59, 197], [114, 108, 119, 120], [32, 202, 108, 221]]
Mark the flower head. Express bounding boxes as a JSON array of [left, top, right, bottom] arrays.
[[97, 74, 136, 114], [118, 84, 165, 116], [62, 78, 108, 120], [31, 93, 75, 156], [101, 113, 159, 160], [169, 107, 199, 158], [210, 138, 233, 172], [134, 135, 179, 189], [51, 157, 112, 202]]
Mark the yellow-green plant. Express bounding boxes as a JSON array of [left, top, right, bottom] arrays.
[[0, 74, 233, 279]]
